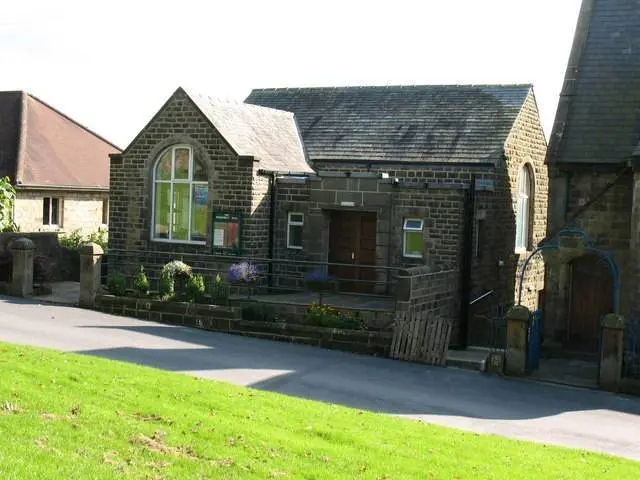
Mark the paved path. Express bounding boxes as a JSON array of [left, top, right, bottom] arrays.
[[2, 295, 640, 461]]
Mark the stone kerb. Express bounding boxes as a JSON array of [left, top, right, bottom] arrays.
[[10, 237, 35, 297], [79, 242, 104, 308]]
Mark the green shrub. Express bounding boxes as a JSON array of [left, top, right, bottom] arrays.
[[211, 273, 229, 305], [87, 229, 108, 250], [186, 274, 206, 303], [58, 229, 84, 249], [242, 304, 278, 322], [107, 272, 126, 296], [133, 265, 149, 297], [305, 303, 361, 330]]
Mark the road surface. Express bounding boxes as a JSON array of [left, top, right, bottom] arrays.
[[1, 295, 640, 461]]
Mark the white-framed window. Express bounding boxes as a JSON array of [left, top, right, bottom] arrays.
[[152, 145, 208, 244], [101, 199, 109, 226], [403, 218, 424, 258], [515, 164, 532, 252], [287, 212, 304, 249], [42, 197, 61, 226]]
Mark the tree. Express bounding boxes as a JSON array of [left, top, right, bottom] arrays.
[[0, 176, 18, 232]]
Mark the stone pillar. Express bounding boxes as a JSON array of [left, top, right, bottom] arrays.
[[629, 170, 640, 316], [79, 242, 104, 309], [599, 313, 625, 392], [505, 305, 531, 376], [10, 237, 35, 297]]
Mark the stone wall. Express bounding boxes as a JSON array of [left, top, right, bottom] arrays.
[[13, 189, 108, 235], [545, 167, 632, 341], [108, 89, 270, 282], [0, 232, 79, 282]]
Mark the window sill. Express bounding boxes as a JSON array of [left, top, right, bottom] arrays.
[[287, 245, 303, 250], [514, 248, 529, 256], [403, 254, 424, 260], [151, 238, 206, 246]]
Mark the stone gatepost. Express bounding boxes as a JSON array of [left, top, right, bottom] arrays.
[[505, 305, 531, 376], [79, 242, 104, 309], [599, 313, 626, 392], [10, 237, 35, 297]]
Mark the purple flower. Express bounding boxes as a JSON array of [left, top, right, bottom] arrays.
[[228, 262, 258, 284], [305, 270, 332, 282]]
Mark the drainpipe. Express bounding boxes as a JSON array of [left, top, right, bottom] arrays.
[[268, 173, 277, 291], [458, 174, 476, 348]]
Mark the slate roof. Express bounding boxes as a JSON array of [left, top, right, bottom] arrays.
[[245, 84, 532, 165], [547, 0, 640, 165], [183, 89, 313, 173], [0, 91, 120, 189]]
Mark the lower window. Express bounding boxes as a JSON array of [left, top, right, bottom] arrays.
[[403, 218, 424, 258], [42, 197, 61, 226], [287, 212, 304, 249]]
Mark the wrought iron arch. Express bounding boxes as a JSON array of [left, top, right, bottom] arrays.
[[518, 227, 620, 313]]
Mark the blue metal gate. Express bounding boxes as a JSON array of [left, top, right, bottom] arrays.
[[527, 309, 542, 372]]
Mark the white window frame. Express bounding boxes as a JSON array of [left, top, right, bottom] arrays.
[[151, 145, 208, 245], [42, 197, 61, 227], [287, 212, 304, 249], [515, 164, 532, 253], [402, 218, 424, 258]]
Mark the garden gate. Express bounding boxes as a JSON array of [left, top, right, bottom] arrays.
[[390, 310, 452, 366]]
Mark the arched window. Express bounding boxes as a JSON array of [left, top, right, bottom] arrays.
[[515, 164, 532, 251], [152, 145, 208, 243]]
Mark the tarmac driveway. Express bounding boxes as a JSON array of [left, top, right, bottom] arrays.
[[2, 295, 640, 461]]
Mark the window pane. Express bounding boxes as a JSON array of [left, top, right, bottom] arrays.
[[289, 213, 304, 224], [404, 231, 423, 256], [191, 184, 208, 242], [172, 183, 190, 240], [51, 198, 59, 225], [193, 155, 207, 182], [404, 219, 423, 230], [42, 198, 50, 225], [288, 224, 303, 248], [154, 183, 171, 238], [174, 148, 190, 180], [156, 150, 172, 180]]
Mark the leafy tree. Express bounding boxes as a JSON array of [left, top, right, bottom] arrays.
[[0, 176, 18, 232]]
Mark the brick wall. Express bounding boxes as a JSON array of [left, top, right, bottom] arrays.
[[14, 189, 107, 235]]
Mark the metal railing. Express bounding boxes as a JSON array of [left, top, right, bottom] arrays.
[[103, 248, 403, 297]]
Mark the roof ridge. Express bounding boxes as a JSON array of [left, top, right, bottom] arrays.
[[26, 93, 122, 151], [185, 88, 294, 117], [250, 83, 533, 92]]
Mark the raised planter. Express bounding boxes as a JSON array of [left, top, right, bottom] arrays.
[[94, 295, 392, 357]]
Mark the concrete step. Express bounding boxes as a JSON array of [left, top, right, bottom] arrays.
[[446, 347, 491, 372]]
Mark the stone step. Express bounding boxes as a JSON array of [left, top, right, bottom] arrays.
[[446, 347, 491, 372]]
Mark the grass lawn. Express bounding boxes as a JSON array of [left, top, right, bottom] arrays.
[[0, 342, 638, 479]]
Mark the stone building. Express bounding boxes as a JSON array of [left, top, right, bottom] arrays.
[[544, 0, 640, 354], [108, 84, 547, 347], [0, 91, 119, 234]]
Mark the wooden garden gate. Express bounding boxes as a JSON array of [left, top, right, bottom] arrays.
[[390, 310, 453, 366]]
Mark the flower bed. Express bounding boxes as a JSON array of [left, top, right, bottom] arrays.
[[94, 295, 392, 357]]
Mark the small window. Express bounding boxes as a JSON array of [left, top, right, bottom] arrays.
[[287, 212, 304, 249], [212, 213, 241, 252], [403, 218, 424, 258], [102, 199, 109, 225], [42, 197, 61, 226], [475, 210, 486, 259]]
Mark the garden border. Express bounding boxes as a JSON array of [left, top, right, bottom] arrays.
[[94, 295, 392, 356]]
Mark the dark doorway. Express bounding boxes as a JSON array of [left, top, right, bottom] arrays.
[[568, 254, 613, 353], [328, 211, 377, 293]]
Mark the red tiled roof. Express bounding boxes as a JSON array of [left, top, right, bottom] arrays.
[[0, 91, 120, 189]]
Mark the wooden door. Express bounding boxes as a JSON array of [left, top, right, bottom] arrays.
[[328, 211, 377, 293], [568, 255, 613, 353]]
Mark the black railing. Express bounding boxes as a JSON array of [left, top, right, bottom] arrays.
[[103, 248, 402, 297]]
